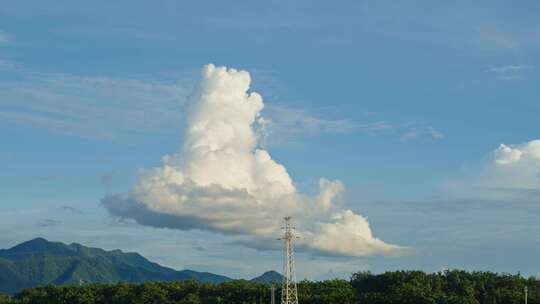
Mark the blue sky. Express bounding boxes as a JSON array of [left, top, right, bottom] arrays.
[[1, 0, 540, 279]]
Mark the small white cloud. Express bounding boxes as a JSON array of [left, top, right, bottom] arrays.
[[447, 139, 540, 200], [494, 140, 540, 165], [264, 105, 356, 139], [494, 144, 523, 165]]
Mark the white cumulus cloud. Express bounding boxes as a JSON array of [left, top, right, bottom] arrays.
[[494, 141, 540, 165], [103, 64, 405, 257], [310, 210, 404, 256], [447, 139, 540, 200]]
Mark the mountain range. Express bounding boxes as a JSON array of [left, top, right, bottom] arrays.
[[0, 238, 282, 294]]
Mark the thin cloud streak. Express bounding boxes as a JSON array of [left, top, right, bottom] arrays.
[[400, 124, 444, 142], [0, 68, 191, 142], [487, 65, 534, 73], [486, 65, 535, 81], [264, 105, 443, 144], [37, 219, 61, 227], [61, 206, 85, 215], [0, 30, 12, 44]]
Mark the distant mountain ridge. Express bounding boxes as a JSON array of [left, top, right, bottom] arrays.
[[0, 238, 278, 294], [250, 271, 283, 283]]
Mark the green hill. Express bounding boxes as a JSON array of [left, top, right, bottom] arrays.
[[250, 270, 283, 284], [0, 238, 233, 294]]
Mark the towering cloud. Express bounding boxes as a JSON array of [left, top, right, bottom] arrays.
[[103, 64, 405, 257]]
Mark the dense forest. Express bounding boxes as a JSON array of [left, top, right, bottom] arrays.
[[0, 270, 538, 304]]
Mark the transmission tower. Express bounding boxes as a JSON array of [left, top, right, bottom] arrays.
[[279, 216, 298, 304]]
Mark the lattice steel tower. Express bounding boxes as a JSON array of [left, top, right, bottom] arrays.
[[280, 216, 298, 304]]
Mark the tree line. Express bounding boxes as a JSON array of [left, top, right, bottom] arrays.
[[0, 270, 538, 304]]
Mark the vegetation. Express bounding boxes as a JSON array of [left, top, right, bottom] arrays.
[[351, 270, 537, 304], [0, 270, 538, 304]]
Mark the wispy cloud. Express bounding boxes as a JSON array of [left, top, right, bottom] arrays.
[[61, 206, 85, 215], [264, 105, 356, 137], [486, 65, 534, 81], [359, 121, 394, 134], [400, 124, 444, 142], [37, 219, 61, 227], [263, 105, 442, 144], [100, 171, 115, 195], [0, 30, 12, 45], [358, 120, 444, 142], [487, 65, 534, 73], [0, 67, 192, 142]]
